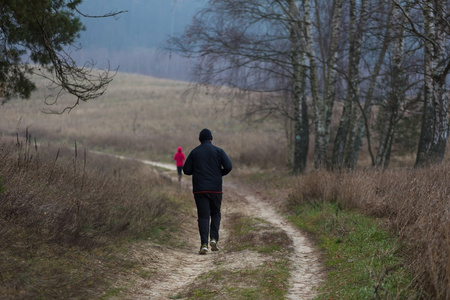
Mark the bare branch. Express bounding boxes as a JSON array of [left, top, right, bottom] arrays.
[[391, 0, 442, 49], [69, 1, 128, 19], [36, 20, 117, 114]]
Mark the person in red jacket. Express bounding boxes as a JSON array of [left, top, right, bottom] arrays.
[[173, 146, 186, 182]]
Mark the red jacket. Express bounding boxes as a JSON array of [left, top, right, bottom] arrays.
[[174, 147, 185, 167]]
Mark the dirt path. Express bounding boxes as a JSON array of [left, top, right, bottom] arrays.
[[99, 152, 324, 299], [226, 182, 324, 299]]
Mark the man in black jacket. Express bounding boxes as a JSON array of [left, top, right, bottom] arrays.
[[183, 128, 232, 254]]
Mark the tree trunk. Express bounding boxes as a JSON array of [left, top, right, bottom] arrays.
[[332, 94, 352, 169], [290, 0, 309, 174], [376, 100, 398, 168], [299, 0, 344, 169], [343, 0, 369, 169], [415, 0, 448, 167], [352, 2, 395, 167], [293, 55, 309, 174], [375, 4, 405, 169], [284, 115, 294, 168], [300, 0, 329, 169], [324, 0, 343, 132], [332, 0, 361, 169]]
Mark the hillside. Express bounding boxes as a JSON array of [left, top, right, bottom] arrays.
[[0, 72, 287, 168]]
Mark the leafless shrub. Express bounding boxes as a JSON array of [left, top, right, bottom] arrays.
[[0, 133, 188, 298]]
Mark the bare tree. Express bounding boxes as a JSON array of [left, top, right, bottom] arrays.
[[410, 0, 450, 167], [352, 0, 397, 169], [298, 0, 344, 169], [287, 0, 310, 173], [374, 2, 409, 168], [170, 0, 449, 171], [331, 0, 369, 170], [168, 0, 314, 172]]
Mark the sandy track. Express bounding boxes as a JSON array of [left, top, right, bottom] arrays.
[[227, 182, 324, 299], [95, 152, 324, 299]]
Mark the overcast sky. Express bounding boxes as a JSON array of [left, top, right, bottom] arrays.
[[72, 0, 205, 80]]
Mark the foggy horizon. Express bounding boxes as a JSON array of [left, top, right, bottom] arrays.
[[72, 0, 205, 81]]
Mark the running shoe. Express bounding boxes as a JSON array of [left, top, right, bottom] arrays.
[[199, 244, 208, 255], [210, 239, 219, 251]]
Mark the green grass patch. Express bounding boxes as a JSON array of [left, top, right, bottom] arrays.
[[182, 261, 290, 300], [178, 214, 291, 300], [226, 215, 291, 254], [289, 202, 420, 299]]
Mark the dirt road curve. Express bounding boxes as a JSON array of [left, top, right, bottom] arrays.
[[98, 152, 324, 299], [225, 182, 324, 299]]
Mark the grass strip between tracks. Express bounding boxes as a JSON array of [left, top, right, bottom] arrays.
[[174, 214, 291, 300]]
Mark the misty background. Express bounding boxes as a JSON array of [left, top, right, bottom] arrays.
[[72, 0, 205, 81]]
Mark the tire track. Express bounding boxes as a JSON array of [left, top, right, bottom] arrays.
[[226, 182, 324, 299], [92, 151, 324, 299]]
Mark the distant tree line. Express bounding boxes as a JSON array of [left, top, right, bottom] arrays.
[[168, 0, 449, 172]]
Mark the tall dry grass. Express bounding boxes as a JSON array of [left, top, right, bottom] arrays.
[[1, 135, 175, 245], [288, 166, 450, 299], [0, 73, 287, 169], [0, 134, 183, 298]]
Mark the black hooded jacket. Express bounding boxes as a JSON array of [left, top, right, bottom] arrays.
[[183, 140, 232, 193]]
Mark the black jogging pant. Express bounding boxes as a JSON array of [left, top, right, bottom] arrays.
[[194, 193, 222, 246]]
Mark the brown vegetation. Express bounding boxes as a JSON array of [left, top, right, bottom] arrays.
[[0, 73, 287, 168], [0, 134, 183, 298], [287, 167, 450, 299]]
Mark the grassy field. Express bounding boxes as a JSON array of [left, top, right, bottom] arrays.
[[0, 73, 287, 167], [1, 72, 449, 299]]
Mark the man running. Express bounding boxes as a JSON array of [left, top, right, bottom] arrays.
[[183, 128, 232, 254]]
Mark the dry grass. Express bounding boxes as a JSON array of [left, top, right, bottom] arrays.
[[0, 73, 287, 168], [288, 166, 450, 299], [0, 134, 183, 298]]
